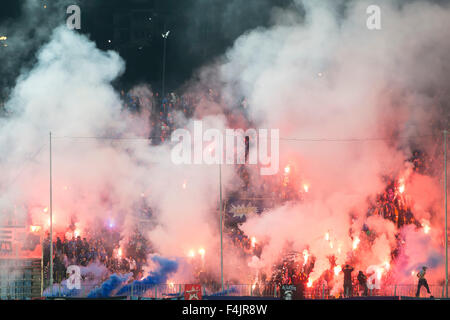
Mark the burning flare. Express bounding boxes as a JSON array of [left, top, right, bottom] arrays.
[[302, 249, 309, 266], [352, 236, 360, 250], [334, 265, 342, 276], [251, 237, 256, 248]]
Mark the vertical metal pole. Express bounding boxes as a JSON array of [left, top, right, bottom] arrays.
[[40, 227, 44, 297], [219, 162, 224, 291], [445, 130, 448, 298], [49, 132, 53, 288], [162, 23, 167, 99]]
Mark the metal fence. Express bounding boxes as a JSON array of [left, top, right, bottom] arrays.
[[2, 282, 448, 299]]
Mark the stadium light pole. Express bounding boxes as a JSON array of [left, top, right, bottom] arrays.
[[161, 26, 170, 99], [49, 132, 53, 288], [445, 129, 448, 298]]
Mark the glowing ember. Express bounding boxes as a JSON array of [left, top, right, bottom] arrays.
[[352, 236, 360, 250], [334, 265, 342, 276]]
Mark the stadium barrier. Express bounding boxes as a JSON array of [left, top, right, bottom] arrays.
[[2, 282, 447, 299]]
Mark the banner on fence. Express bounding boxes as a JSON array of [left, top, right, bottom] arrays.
[[184, 284, 202, 300]]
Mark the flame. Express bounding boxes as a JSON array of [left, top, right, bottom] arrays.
[[168, 281, 174, 289], [188, 249, 195, 258], [307, 278, 313, 288], [43, 207, 48, 213], [329, 241, 334, 249], [352, 236, 360, 250], [303, 184, 309, 193], [74, 229, 81, 238], [411, 270, 416, 277], [198, 248, 205, 258], [284, 165, 290, 174], [399, 184, 405, 193], [325, 232, 330, 241], [421, 220, 431, 234], [334, 265, 342, 276], [376, 268, 383, 280], [384, 261, 390, 271], [251, 237, 256, 248], [182, 181, 187, 189], [30, 226, 41, 233], [117, 248, 123, 258], [302, 249, 309, 266]]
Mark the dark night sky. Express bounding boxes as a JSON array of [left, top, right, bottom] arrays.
[[0, 0, 295, 95]]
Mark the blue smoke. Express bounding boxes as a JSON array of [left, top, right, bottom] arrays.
[[87, 273, 132, 298], [116, 256, 178, 296], [43, 279, 81, 298]]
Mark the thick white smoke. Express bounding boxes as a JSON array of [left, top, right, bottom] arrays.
[[0, 26, 235, 277], [210, 0, 450, 286]]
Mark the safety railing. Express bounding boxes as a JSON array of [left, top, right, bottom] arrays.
[[2, 282, 448, 299]]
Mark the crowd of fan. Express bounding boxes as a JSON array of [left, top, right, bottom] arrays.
[[120, 90, 196, 144], [43, 227, 151, 284]]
